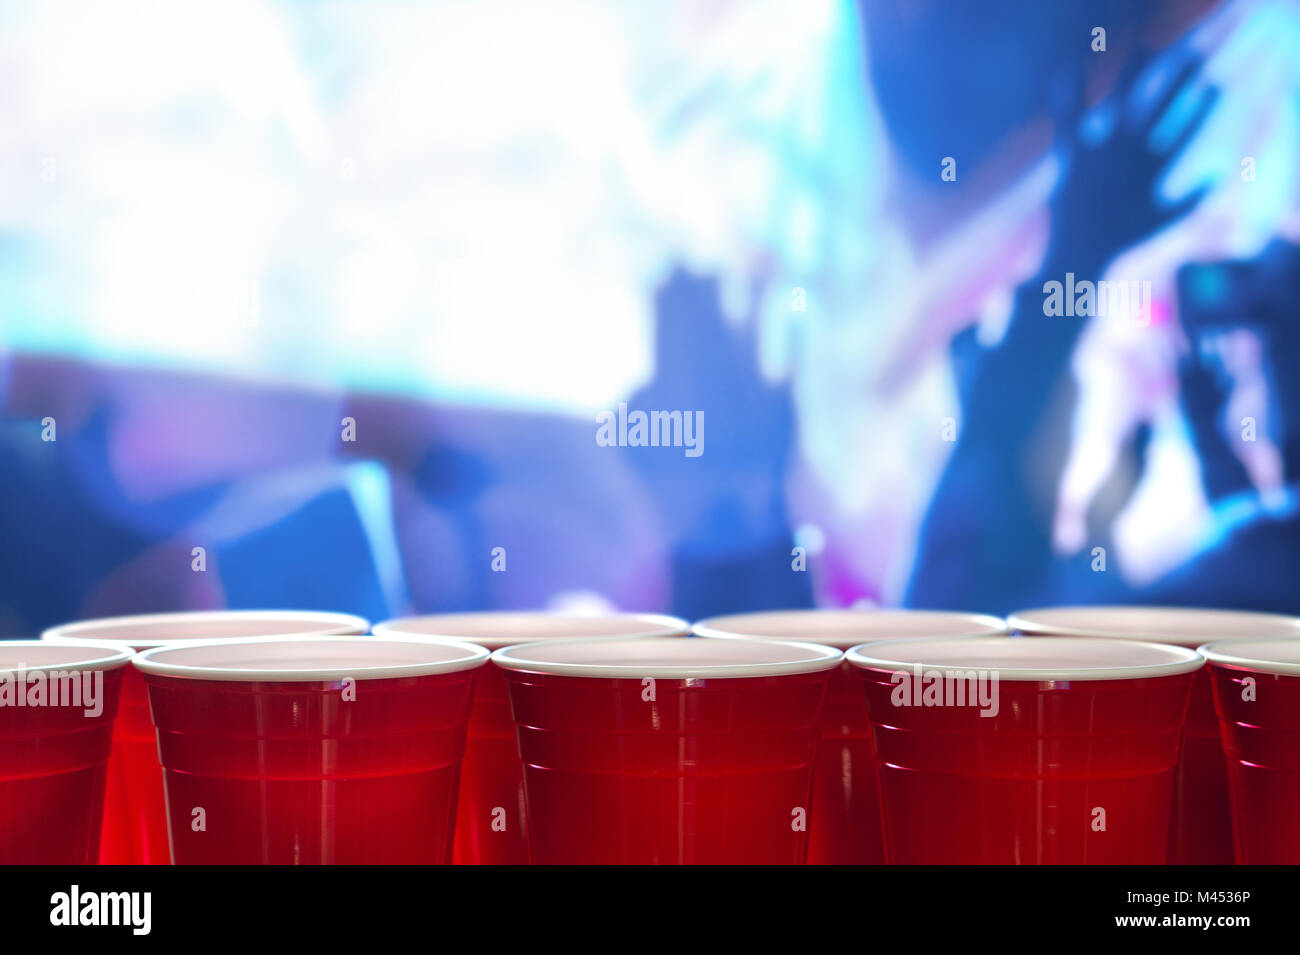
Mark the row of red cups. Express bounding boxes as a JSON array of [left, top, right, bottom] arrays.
[[699, 607, 1300, 865], [10, 606, 1300, 864]]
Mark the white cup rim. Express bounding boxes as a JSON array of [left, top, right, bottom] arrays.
[[1008, 606, 1300, 648], [694, 608, 1009, 649], [132, 634, 490, 682], [491, 635, 843, 679], [0, 639, 136, 675], [373, 611, 690, 649], [1198, 638, 1300, 678], [42, 609, 371, 650], [845, 635, 1204, 681]]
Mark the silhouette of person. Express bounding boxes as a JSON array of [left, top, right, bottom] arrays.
[[906, 52, 1226, 614]]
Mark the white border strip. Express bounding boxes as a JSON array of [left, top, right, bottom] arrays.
[[42, 610, 371, 649], [1008, 606, 1300, 647], [693, 609, 1009, 648], [0, 639, 135, 675], [132, 634, 489, 682], [846, 636, 1204, 682], [491, 635, 843, 679], [374, 611, 690, 649], [1198, 639, 1300, 678]]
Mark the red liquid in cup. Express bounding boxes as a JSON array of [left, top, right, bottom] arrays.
[[144, 669, 476, 864], [503, 668, 830, 864], [0, 665, 124, 864], [1208, 662, 1300, 864], [855, 655, 1194, 864], [454, 663, 529, 865], [812, 661, 883, 865]]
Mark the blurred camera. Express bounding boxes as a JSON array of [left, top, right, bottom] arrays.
[[1176, 239, 1300, 498]]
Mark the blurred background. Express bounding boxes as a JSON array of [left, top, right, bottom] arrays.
[[2, 0, 1299, 636]]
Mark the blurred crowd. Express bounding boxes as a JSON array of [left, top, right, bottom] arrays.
[[2, 0, 1299, 635]]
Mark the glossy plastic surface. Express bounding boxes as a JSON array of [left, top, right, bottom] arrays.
[[1017, 644, 1233, 865], [695, 610, 1008, 864], [455, 663, 529, 864], [99, 665, 169, 864], [144, 669, 475, 864], [1209, 663, 1300, 864], [46, 611, 367, 863], [1011, 606, 1300, 866], [811, 661, 883, 864], [504, 669, 830, 864], [1168, 668, 1232, 864], [374, 613, 690, 864], [0, 667, 124, 863], [857, 666, 1195, 864]]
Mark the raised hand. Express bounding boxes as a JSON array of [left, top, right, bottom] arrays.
[[1048, 50, 1218, 269]]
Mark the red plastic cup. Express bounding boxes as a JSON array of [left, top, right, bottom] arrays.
[[42, 610, 368, 865], [373, 612, 690, 865], [694, 609, 1007, 864], [0, 640, 133, 864], [133, 633, 487, 864], [1009, 606, 1300, 865], [492, 636, 842, 864], [847, 635, 1202, 864], [1200, 638, 1300, 864]]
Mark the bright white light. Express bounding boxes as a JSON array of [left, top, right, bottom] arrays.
[[0, 0, 864, 416], [545, 591, 618, 616], [793, 522, 826, 555]]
